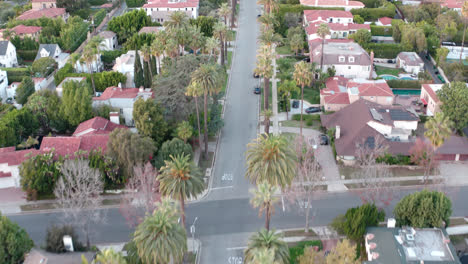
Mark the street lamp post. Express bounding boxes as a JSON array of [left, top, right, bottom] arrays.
[[190, 217, 198, 253]]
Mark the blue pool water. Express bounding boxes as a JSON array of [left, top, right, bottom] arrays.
[[380, 74, 398, 80], [392, 89, 421, 95]]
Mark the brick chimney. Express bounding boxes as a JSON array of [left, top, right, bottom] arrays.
[[335, 125, 340, 139], [109, 112, 120, 124], [369, 51, 374, 80]]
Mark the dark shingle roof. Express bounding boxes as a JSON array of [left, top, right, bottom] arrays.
[[0, 41, 10, 56], [35, 44, 59, 61]]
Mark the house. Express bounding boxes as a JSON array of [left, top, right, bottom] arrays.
[[56, 77, 86, 97], [139, 26, 163, 35], [442, 45, 468, 61], [309, 40, 372, 79], [0, 70, 8, 101], [32, 0, 57, 10], [16, 8, 68, 21], [396, 52, 424, 74], [74, 54, 103, 73], [305, 22, 370, 40], [0, 25, 42, 41], [441, 0, 463, 14], [98, 31, 118, 51], [299, 0, 364, 11], [420, 84, 443, 116], [35, 44, 69, 69], [112, 50, 144, 87], [364, 225, 460, 263], [376, 17, 392, 26], [0, 41, 18, 68], [303, 10, 354, 26], [435, 135, 468, 161], [92, 86, 153, 126], [32, 77, 47, 91], [0, 116, 125, 189], [321, 77, 394, 111], [303, 10, 369, 40], [320, 99, 419, 163], [143, 0, 199, 23]]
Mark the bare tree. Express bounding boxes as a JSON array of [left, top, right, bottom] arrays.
[[353, 136, 396, 214], [409, 138, 438, 184], [285, 135, 323, 233], [119, 162, 160, 227], [54, 159, 105, 249]]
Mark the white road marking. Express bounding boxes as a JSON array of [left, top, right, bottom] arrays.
[[211, 186, 234, 190], [226, 246, 247, 251]]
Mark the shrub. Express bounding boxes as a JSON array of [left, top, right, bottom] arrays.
[[46, 225, 84, 253], [306, 119, 313, 126], [386, 79, 421, 89], [376, 153, 413, 165], [101, 50, 123, 64], [54, 63, 73, 85], [54, 68, 127, 92], [334, 203, 385, 242], [155, 139, 193, 169], [17, 50, 38, 61], [32, 57, 57, 77], [370, 25, 393, 36], [89, 0, 108, 5], [362, 43, 404, 58], [0, 213, 34, 263], [126, 0, 145, 8], [93, 9, 106, 26], [394, 190, 452, 228], [1, 67, 30, 84], [289, 240, 322, 264], [351, 3, 396, 21], [292, 114, 301, 121]]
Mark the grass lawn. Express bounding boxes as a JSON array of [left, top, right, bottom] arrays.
[[280, 120, 321, 130], [338, 165, 426, 179], [291, 87, 320, 104], [229, 30, 236, 40], [375, 66, 401, 76], [260, 82, 272, 110], [227, 51, 232, 67], [277, 44, 293, 55]]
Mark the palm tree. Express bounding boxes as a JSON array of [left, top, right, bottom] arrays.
[[186, 82, 204, 148], [158, 154, 204, 227], [214, 22, 228, 66], [293, 61, 313, 138], [259, 29, 282, 48], [258, 13, 279, 31], [245, 134, 297, 188], [95, 249, 127, 264], [70, 53, 81, 72], [255, 45, 274, 134], [251, 182, 279, 231], [460, 1, 468, 62], [424, 112, 453, 149], [140, 44, 153, 82], [204, 36, 219, 58], [133, 198, 187, 264], [262, 109, 272, 135], [190, 63, 224, 157], [151, 37, 165, 74], [164, 11, 189, 31], [244, 229, 289, 264], [81, 46, 97, 94], [218, 2, 231, 26], [278, 80, 299, 121], [316, 23, 330, 71], [257, 0, 279, 14], [176, 121, 193, 143], [187, 25, 205, 55], [290, 34, 304, 56], [165, 38, 179, 59], [251, 248, 278, 264]]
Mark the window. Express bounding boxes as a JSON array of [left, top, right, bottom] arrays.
[[343, 32, 347, 37], [185, 8, 187, 10], [348, 56, 354, 63], [348, 66, 351, 69], [339, 56, 345, 62], [338, 18, 340, 22]]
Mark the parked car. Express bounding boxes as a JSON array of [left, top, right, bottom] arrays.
[[387, 59, 395, 63], [434, 70, 439, 75], [254, 86, 261, 94], [305, 106, 321, 113], [253, 72, 260, 78], [302, 57, 311, 62], [319, 134, 328, 145], [292, 100, 299, 108]]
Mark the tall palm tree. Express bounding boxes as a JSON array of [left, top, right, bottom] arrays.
[[190, 63, 224, 157], [218, 2, 231, 26], [278, 80, 299, 121], [293, 61, 313, 138], [165, 38, 179, 59], [204, 36, 219, 58], [257, 0, 279, 14], [214, 22, 228, 66], [259, 29, 282, 48], [262, 109, 273, 135], [186, 82, 204, 148], [158, 154, 204, 227], [133, 198, 187, 264], [81, 46, 97, 94], [164, 11, 189, 31], [255, 45, 274, 134], [70, 53, 81, 72], [251, 182, 279, 231], [316, 23, 330, 71], [460, 1, 468, 63], [258, 13, 279, 31], [140, 44, 153, 80], [245, 134, 297, 188], [151, 37, 165, 74], [251, 248, 278, 264], [95, 249, 127, 264], [187, 25, 205, 55], [244, 229, 289, 264], [424, 112, 453, 149]]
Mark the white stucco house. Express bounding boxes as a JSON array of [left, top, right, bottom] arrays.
[[303, 10, 370, 40], [35, 44, 69, 69], [142, 0, 199, 23], [300, 0, 364, 11], [98, 30, 118, 51], [113, 50, 144, 87], [396, 52, 424, 74], [74, 54, 103, 74], [0, 41, 18, 68], [92, 85, 153, 126], [32, 77, 47, 91], [0, 70, 9, 102]]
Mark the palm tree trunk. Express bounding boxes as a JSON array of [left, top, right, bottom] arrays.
[[264, 78, 270, 110], [265, 204, 270, 231], [90, 71, 96, 95], [300, 84, 304, 138], [305, 195, 311, 233], [157, 56, 161, 74], [460, 22, 467, 63], [195, 96, 203, 149], [286, 95, 289, 120], [147, 59, 153, 78], [320, 38, 325, 71], [224, 39, 228, 63], [220, 37, 225, 66], [180, 193, 186, 227], [203, 91, 209, 158], [230, 0, 235, 29]]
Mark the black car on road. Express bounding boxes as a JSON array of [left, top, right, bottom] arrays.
[[292, 100, 299, 108], [319, 134, 328, 145], [254, 86, 261, 94], [305, 106, 321, 113]]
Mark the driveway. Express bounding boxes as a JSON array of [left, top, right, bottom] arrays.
[[421, 53, 442, 84]]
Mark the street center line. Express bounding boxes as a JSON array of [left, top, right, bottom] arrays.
[[226, 246, 247, 250], [211, 186, 234, 190]]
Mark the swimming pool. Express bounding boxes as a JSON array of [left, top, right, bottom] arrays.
[[400, 76, 416, 80], [392, 89, 421, 95], [380, 74, 398, 80]]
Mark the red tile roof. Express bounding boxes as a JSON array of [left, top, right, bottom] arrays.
[[323, 92, 350, 104], [306, 22, 369, 35], [347, 80, 393, 97], [441, 0, 463, 9], [0, 171, 12, 178], [93, 87, 140, 100], [304, 10, 353, 23], [143, 0, 199, 8], [300, 0, 364, 7], [32, 0, 55, 2], [11, 25, 42, 35], [378, 17, 392, 26], [73, 116, 126, 136], [79, 134, 110, 153], [0, 147, 16, 153], [40, 137, 81, 157], [17, 8, 66, 20], [100, 3, 113, 8], [0, 148, 40, 166]]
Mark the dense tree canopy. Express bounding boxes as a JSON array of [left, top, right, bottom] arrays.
[[133, 97, 168, 147], [394, 190, 452, 228], [0, 213, 34, 264], [25, 90, 68, 133], [437, 82, 468, 133], [155, 138, 193, 169], [59, 80, 93, 127], [20, 152, 62, 198], [16, 76, 35, 105], [32, 57, 57, 77], [0, 108, 39, 147], [108, 9, 153, 43]]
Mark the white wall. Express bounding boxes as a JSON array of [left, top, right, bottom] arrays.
[[403, 65, 422, 74], [394, 120, 418, 130], [0, 42, 18, 68], [0, 164, 20, 188], [327, 64, 370, 79], [367, 120, 392, 136], [144, 6, 198, 21]]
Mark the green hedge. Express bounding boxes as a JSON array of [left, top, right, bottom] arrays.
[[370, 25, 393, 36], [101, 50, 123, 64], [351, 3, 396, 21], [386, 79, 421, 89], [89, 0, 108, 5], [125, 0, 145, 8], [363, 43, 404, 58], [376, 153, 413, 165], [17, 50, 38, 61], [292, 113, 321, 122], [0, 68, 29, 84], [94, 9, 106, 26]]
